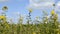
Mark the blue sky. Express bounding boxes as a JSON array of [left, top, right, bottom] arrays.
[[0, 0, 60, 23]]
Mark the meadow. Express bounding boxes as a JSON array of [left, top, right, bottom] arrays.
[[0, 6, 60, 34]]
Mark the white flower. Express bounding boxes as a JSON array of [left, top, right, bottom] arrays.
[[58, 25, 60, 28], [45, 21, 47, 24]]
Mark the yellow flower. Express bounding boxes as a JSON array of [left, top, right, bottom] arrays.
[[0, 16, 5, 19], [29, 9, 32, 13], [51, 10, 55, 15], [57, 33, 59, 34], [33, 32, 36, 34]]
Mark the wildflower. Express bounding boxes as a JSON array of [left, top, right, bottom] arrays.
[[54, 14, 58, 21], [45, 21, 47, 24], [46, 16, 50, 19], [51, 10, 55, 15], [58, 25, 60, 28], [53, 4, 55, 6], [2, 6, 8, 11], [57, 33, 59, 34], [0, 16, 5, 19], [56, 29, 59, 32], [33, 32, 36, 34], [0, 16, 6, 23], [29, 9, 32, 13]]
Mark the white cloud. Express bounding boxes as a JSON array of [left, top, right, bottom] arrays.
[[12, 11, 20, 15], [55, 1, 60, 13], [57, 1, 60, 6], [0, 0, 8, 2], [29, 0, 55, 9]]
